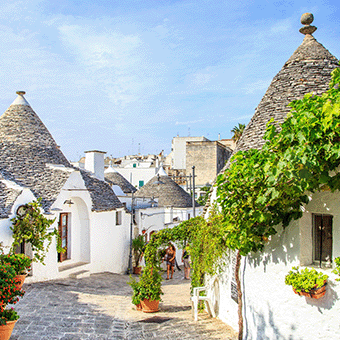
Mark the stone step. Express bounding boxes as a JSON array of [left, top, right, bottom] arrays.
[[58, 261, 89, 272], [69, 270, 91, 279]]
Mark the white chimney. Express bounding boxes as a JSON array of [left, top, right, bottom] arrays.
[[84, 150, 106, 180]]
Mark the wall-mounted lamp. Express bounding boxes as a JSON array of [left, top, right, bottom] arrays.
[[63, 199, 74, 207]]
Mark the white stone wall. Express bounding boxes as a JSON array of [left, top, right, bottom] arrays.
[[115, 167, 157, 188], [172, 136, 209, 170], [90, 208, 130, 274], [206, 190, 340, 339]]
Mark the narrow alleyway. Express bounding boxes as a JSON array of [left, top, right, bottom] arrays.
[[10, 268, 237, 340]]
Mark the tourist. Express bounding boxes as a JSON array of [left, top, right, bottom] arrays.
[[182, 247, 190, 280]]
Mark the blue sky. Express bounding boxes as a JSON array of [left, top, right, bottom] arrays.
[[0, 0, 339, 161]]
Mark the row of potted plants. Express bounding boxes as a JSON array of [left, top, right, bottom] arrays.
[[0, 252, 32, 339]]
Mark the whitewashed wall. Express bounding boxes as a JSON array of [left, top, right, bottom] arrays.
[[115, 167, 157, 188], [2, 170, 130, 283], [206, 190, 340, 339], [90, 208, 130, 274]]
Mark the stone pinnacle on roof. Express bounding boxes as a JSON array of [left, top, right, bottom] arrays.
[[10, 91, 30, 106], [299, 13, 317, 35]]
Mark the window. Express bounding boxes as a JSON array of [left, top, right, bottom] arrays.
[[116, 211, 122, 225], [139, 180, 144, 188], [312, 214, 333, 266]]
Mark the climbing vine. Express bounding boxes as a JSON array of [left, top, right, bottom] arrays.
[[10, 198, 64, 264], [136, 67, 340, 339]]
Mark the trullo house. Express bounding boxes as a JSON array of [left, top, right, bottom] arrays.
[[204, 14, 340, 340], [0, 92, 130, 282]]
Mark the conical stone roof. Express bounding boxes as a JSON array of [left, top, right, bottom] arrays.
[[204, 14, 339, 213], [104, 166, 137, 194], [235, 34, 338, 153], [135, 173, 199, 208], [0, 92, 72, 211], [0, 92, 122, 213]]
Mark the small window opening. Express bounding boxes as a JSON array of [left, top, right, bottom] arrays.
[[116, 211, 122, 225], [312, 214, 333, 268]]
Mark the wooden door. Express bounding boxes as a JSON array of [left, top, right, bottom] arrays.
[[58, 213, 68, 262]]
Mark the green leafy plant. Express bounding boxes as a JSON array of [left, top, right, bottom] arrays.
[[332, 257, 340, 281], [138, 266, 163, 302], [0, 253, 32, 276], [0, 263, 25, 325], [285, 267, 328, 293], [10, 198, 63, 264], [0, 308, 20, 326], [128, 276, 142, 305], [197, 186, 211, 206], [132, 235, 146, 267]]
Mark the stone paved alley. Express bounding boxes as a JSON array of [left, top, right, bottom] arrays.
[[10, 268, 237, 340]]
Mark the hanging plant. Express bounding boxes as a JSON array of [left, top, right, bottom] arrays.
[[10, 198, 63, 264]]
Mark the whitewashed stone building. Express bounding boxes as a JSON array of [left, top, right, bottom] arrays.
[[205, 15, 340, 339], [0, 92, 130, 282]]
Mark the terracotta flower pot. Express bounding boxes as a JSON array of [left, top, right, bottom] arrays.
[[15, 274, 27, 290], [141, 299, 159, 313], [0, 320, 17, 340], [136, 303, 142, 311], [293, 282, 327, 299], [133, 267, 142, 275]]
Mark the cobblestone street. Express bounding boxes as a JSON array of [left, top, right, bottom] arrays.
[[10, 268, 237, 340]]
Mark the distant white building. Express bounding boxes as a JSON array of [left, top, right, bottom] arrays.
[[171, 136, 209, 170], [204, 17, 340, 340]]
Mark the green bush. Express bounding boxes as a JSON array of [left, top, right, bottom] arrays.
[[285, 267, 328, 292]]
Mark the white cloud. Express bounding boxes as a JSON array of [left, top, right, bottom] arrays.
[[175, 119, 205, 126]]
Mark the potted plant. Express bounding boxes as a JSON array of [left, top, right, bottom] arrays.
[[0, 263, 25, 340], [0, 253, 32, 290], [128, 277, 142, 311], [132, 235, 146, 275], [138, 266, 163, 312], [285, 266, 329, 299]]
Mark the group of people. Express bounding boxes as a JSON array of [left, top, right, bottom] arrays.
[[163, 243, 190, 280]]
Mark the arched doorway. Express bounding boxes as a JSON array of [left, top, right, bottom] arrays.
[[63, 197, 90, 263]]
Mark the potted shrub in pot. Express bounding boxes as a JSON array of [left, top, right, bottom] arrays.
[[285, 266, 329, 299], [128, 277, 142, 311], [0, 263, 25, 340], [0, 253, 32, 290], [132, 235, 146, 275], [138, 266, 163, 313]]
